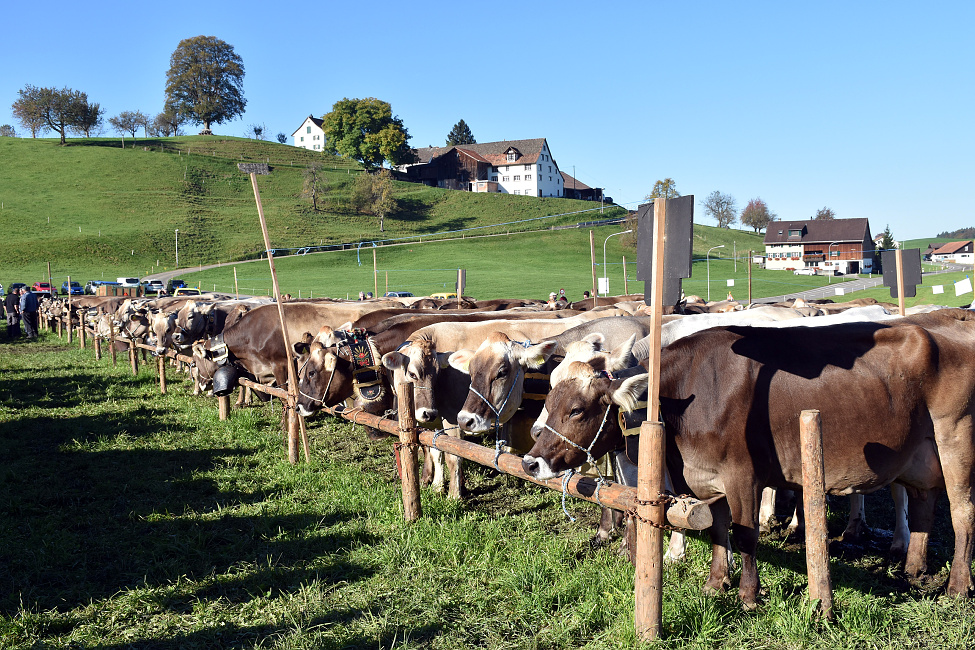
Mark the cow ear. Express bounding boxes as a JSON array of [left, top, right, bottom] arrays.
[[609, 373, 649, 412], [448, 349, 475, 374], [382, 351, 408, 372], [607, 334, 638, 371], [436, 352, 452, 369], [516, 340, 559, 369], [129, 313, 142, 322], [322, 351, 337, 372], [582, 332, 605, 350]]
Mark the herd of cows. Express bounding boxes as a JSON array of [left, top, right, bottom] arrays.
[[38, 289, 975, 608]]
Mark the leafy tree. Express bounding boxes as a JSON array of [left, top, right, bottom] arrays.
[[322, 97, 414, 169], [72, 100, 103, 137], [276, 132, 287, 144], [446, 119, 476, 146], [247, 123, 266, 140], [644, 178, 680, 202], [154, 105, 184, 137], [350, 169, 397, 231], [109, 111, 149, 140], [301, 162, 328, 212], [701, 190, 738, 228], [164, 35, 246, 132], [0, 125, 17, 137], [12, 85, 90, 144], [740, 197, 777, 233], [813, 206, 835, 220]]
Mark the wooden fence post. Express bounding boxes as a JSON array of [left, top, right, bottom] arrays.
[[157, 355, 167, 394], [635, 420, 666, 641], [110, 322, 117, 367], [396, 381, 422, 522], [129, 343, 138, 376], [79, 319, 86, 350], [218, 394, 230, 421], [94, 333, 102, 360], [800, 409, 834, 620]]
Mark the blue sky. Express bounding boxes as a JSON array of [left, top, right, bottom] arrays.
[[2, 1, 971, 241]]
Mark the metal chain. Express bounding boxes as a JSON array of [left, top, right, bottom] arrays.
[[624, 493, 685, 532]]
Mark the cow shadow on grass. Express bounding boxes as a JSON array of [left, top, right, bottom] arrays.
[[0, 412, 378, 617], [0, 368, 128, 410]]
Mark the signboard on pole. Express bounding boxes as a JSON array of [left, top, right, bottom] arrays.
[[636, 195, 694, 306], [881, 249, 921, 298]]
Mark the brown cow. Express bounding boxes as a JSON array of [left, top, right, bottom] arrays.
[[524, 309, 975, 607]]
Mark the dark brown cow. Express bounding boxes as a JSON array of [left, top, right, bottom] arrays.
[[524, 309, 975, 607]]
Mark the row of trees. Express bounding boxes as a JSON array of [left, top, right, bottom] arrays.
[[10, 35, 247, 144]]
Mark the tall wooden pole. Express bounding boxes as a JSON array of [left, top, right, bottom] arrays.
[[158, 355, 167, 394], [896, 248, 906, 317], [748, 251, 753, 306], [590, 230, 597, 308], [249, 171, 302, 464], [800, 409, 834, 620], [66, 275, 73, 345], [234, 267, 239, 299], [373, 248, 378, 298], [635, 197, 668, 641], [110, 320, 118, 366]]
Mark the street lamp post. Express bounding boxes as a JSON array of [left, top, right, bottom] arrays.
[[175, 229, 179, 269], [706, 245, 725, 301], [602, 229, 633, 296]]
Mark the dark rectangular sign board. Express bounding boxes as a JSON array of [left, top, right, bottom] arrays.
[[881, 248, 922, 298], [636, 195, 694, 306], [237, 163, 270, 175]]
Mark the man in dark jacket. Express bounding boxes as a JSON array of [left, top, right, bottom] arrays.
[[5, 288, 21, 340], [19, 287, 39, 340]]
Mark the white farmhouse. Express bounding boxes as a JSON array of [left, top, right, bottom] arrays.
[[931, 240, 975, 265], [292, 115, 325, 151], [763, 218, 876, 274]]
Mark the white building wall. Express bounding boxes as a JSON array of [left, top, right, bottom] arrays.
[[764, 244, 804, 270], [489, 142, 562, 196], [292, 117, 325, 151]]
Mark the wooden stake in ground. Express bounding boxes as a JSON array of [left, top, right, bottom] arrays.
[[396, 381, 422, 521], [234, 266, 239, 299], [590, 230, 597, 309], [66, 275, 73, 345], [748, 250, 753, 305], [247, 170, 309, 464], [157, 355, 167, 395], [635, 197, 668, 642], [800, 409, 834, 620], [622, 255, 628, 295]]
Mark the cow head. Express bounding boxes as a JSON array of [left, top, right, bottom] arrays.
[[293, 328, 356, 417], [449, 332, 558, 434], [531, 333, 638, 439], [381, 335, 448, 424], [149, 311, 179, 355], [522, 361, 647, 480], [173, 301, 209, 350]]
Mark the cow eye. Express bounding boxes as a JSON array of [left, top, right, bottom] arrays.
[[569, 407, 584, 418], [408, 371, 419, 380], [307, 369, 317, 378], [496, 367, 508, 379]]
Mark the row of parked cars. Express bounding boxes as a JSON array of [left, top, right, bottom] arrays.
[[1, 277, 197, 298]]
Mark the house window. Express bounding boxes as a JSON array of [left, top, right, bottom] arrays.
[[549, 166, 552, 172], [549, 176, 552, 181], [514, 190, 520, 195], [505, 166, 510, 171], [514, 175, 521, 181], [507, 153, 517, 162], [307, 126, 311, 133], [525, 164, 531, 170], [491, 176, 498, 181], [503, 176, 509, 182], [300, 137, 304, 142], [789, 229, 801, 237], [525, 175, 532, 180], [537, 164, 541, 170]]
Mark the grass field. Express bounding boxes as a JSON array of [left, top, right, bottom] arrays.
[[2, 333, 975, 649]]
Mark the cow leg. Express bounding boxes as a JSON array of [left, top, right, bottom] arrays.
[[758, 487, 777, 534], [890, 483, 911, 558], [943, 482, 975, 597], [446, 426, 465, 500], [703, 498, 733, 595], [594, 507, 622, 547], [726, 486, 762, 610], [904, 489, 939, 581], [840, 494, 869, 544]]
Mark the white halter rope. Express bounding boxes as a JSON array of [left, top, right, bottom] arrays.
[[296, 354, 337, 408], [467, 364, 524, 470], [542, 402, 613, 521]]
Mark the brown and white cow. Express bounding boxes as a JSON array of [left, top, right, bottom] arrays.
[[524, 309, 975, 607]]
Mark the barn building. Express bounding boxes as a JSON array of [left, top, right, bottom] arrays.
[[763, 218, 875, 275]]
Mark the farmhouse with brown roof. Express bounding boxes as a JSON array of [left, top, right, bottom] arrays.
[[763, 218, 875, 274], [397, 138, 602, 200], [931, 240, 974, 264]]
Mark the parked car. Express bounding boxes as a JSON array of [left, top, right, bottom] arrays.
[[167, 278, 187, 293], [793, 268, 816, 276], [8, 282, 26, 295], [144, 279, 166, 295], [172, 286, 201, 296], [383, 291, 414, 298], [32, 282, 54, 296], [116, 277, 140, 288], [429, 292, 458, 300], [61, 281, 84, 295], [85, 280, 119, 294]]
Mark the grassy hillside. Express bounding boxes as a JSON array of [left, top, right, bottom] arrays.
[[0, 136, 621, 284]]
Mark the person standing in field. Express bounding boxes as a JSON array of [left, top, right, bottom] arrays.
[[19, 287, 39, 340], [5, 288, 21, 340]]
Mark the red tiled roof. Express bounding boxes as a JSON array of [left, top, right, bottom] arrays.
[[933, 240, 972, 255]]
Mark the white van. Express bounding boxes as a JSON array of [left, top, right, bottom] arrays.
[[117, 277, 141, 288]]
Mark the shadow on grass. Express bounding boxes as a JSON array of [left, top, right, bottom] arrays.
[[0, 410, 377, 615]]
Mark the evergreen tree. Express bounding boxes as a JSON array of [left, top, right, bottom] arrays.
[[446, 119, 476, 146]]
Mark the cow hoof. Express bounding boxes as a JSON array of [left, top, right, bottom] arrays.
[[741, 599, 759, 612]]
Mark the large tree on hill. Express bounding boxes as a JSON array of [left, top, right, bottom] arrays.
[[446, 119, 476, 146], [813, 206, 836, 220], [701, 190, 738, 228], [350, 169, 396, 231], [12, 85, 91, 144], [109, 110, 149, 140], [165, 35, 246, 133], [644, 178, 680, 202], [0, 125, 18, 137], [322, 97, 414, 169], [154, 104, 184, 137], [740, 197, 777, 233], [72, 100, 103, 137]]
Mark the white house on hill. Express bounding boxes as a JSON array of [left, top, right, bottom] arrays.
[[292, 116, 325, 151]]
